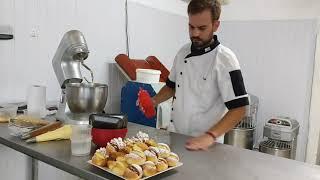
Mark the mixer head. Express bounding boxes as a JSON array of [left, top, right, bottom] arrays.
[[52, 30, 89, 88]]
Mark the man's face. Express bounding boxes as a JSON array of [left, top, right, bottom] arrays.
[[188, 10, 220, 48]]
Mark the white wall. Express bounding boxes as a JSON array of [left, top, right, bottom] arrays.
[[0, 0, 127, 104], [129, 0, 188, 17], [127, 2, 189, 69], [222, 0, 320, 20], [134, 0, 320, 21]]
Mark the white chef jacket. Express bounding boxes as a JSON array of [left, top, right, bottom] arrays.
[[166, 35, 249, 140]]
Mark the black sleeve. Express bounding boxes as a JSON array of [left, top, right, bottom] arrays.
[[166, 78, 176, 89]]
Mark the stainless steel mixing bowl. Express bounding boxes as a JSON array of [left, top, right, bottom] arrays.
[[65, 83, 108, 113]]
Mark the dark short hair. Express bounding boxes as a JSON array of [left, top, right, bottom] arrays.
[[187, 0, 221, 21]]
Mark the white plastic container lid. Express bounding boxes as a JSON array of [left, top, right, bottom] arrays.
[[136, 69, 161, 75]]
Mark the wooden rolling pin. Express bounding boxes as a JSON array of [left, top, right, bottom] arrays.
[[21, 121, 62, 140]]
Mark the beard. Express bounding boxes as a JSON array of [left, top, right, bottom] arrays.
[[190, 35, 214, 49]]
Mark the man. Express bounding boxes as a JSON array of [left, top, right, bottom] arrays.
[[152, 0, 249, 151]]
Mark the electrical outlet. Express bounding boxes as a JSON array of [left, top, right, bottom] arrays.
[[30, 28, 39, 37]]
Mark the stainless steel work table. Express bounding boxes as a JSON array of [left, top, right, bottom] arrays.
[[0, 122, 319, 180]]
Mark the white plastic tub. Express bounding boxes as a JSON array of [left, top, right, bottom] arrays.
[[136, 68, 161, 83]]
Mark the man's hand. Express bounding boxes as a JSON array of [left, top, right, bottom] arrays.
[[185, 134, 215, 151]]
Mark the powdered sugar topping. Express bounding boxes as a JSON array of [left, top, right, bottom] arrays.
[[136, 131, 149, 141], [110, 137, 126, 150], [96, 147, 107, 157]]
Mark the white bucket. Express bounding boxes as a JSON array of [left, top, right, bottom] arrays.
[[136, 69, 161, 84]]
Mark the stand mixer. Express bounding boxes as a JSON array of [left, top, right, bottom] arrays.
[[52, 30, 108, 125]]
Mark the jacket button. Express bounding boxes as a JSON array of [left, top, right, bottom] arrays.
[[184, 60, 187, 63], [180, 72, 182, 75], [170, 120, 173, 122], [171, 108, 174, 111], [177, 84, 180, 88]]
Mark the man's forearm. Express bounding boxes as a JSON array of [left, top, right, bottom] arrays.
[[152, 86, 175, 106], [208, 106, 246, 138]]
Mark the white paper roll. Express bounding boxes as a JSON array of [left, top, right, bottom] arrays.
[[27, 85, 46, 118]]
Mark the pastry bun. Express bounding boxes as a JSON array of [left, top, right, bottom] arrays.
[[145, 139, 158, 147], [123, 164, 143, 180], [92, 153, 107, 167], [125, 151, 146, 165], [135, 142, 149, 151], [110, 161, 127, 176], [107, 138, 126, 153], [144, 149, 158, 163], [166, 152, 179, 167], [132, 144, 144, 152], [92, 148, 108, 167], [157, 147, 170, 158], [116, 156, 127, 163], [156, 158, 168, 172], [109, 151, 126, 161], [121, 146, 133, 154], [157, 143, 171, 152], [106, 143, 118, 153], [142, 161, 157, 177], [107, 160, 117, 169]]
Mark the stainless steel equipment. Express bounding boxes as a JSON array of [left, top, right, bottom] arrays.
[[259, 116, 299, 159], [224, 128, 255, 149], [52, 30, 108, 124], [259, 139, 291, 159], [66, 83, 107, 113], [52, 30, 89, 88], [224, 94, 259, 150], [81, 62, 94, 83]]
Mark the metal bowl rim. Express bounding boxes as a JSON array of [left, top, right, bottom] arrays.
[[66, 82, 108, 88]]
